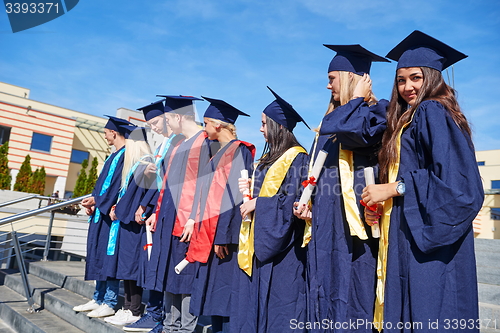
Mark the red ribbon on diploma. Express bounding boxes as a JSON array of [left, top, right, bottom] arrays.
[[143, 243, 152, 251], [359, 199, 378, 212], [302, 176, 317, 188]]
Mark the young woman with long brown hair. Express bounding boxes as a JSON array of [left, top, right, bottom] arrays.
[[362, 31, 483, 332]]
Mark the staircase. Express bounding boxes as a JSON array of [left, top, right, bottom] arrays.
[[476, 238, 500, 333], [0, 239, 498, 332], [0, 261, 212, 333]]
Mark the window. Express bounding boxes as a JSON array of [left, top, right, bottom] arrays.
[[30, 132, 52, 153], [477, 161, 485, 166], [70, 149, 90, 164], [492, 208, 500, 221], [0, 125, 11, 145], [492, 180, 500, 189]]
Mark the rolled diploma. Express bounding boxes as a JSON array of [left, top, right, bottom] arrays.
[[146, 225, 153, 260], [241, 169, 251, 222], [175, 259, 189, 274], [297, 150, 328, 207], [364, 167, 380, 238]]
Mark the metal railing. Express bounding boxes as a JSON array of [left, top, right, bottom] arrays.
[[0, 194, 91, 313], [0, 194, 52, 209]]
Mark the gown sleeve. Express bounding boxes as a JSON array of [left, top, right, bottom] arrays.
[[400, 101, 484, 253], [319, 97, 388, 152], [253, 153, 308, 263]]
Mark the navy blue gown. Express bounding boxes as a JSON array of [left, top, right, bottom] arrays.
[[85, 147, 125, 281], [189, 141, 255, 317], [382, 100, 483, 332], [231, 151, 308, 333], [306, 97, 387, 332]]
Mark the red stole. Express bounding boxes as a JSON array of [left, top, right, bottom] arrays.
[[186, 141, 254, 263]]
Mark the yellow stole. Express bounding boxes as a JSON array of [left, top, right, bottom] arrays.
[[238, 146, 307, 276], [339, 146, 368, 240], [373, 119, 413, 329]]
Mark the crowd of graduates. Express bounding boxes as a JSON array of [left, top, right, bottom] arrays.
[[71, 30, 484, 333]]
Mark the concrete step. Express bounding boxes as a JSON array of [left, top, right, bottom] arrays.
[[0, 317, 18, 333], [0, 285, 84, 333], [479, 302, 500, 328], [28, 261, 94, 299], [479, 283, 500, 306], [3, 272, 124, 333], [475, 239, 500, 254]]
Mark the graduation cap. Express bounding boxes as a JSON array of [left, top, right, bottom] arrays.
[[119, 124, 148, 141], [104, 115, 133, 134], [386, 30, 467, 71], [202, 96, 250, 124], [263, 87, 310, 131], [156, 95, 203, 115], [324, 44, 390, 75], [137, 100, 165, 122]]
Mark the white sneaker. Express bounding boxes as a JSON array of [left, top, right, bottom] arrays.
[[106, 309, 141, 326], [73, 299, 99, 312], [87, 303, 115, 318], [104, 308, 127, 323]]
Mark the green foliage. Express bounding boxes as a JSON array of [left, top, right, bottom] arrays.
[[0, 141, 11, 190], [85, 157, 98, 195], [28, 166, 46, 195], [13, 154, 32, 192], [73, 159, 88, 198]]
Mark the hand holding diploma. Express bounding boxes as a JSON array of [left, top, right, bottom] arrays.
[[295, 150, 328, 214], [239, 169, 252, 222], [361, 167, 380, 238]]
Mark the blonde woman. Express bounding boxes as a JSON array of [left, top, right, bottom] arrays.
[[104, 125, 154, 326], [294, 45, 390, 332]]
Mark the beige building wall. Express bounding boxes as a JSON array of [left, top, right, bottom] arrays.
[[0, 81, 110, 197], [475, 149, 500, 239]]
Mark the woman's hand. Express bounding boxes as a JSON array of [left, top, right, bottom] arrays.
[[238, 177, 251, 194], [362, 182, 399, 207], [85, 206, 95, 216], [110, 208, 117, 221], [214, 245, 229, 259], [81, 196, 95, 208], [365, 204, 382, 226], [135, 205, 146, 224], [240, 198, 256, 218], [146, 213, 157, 232], [144, 163, 157, 177], [180, 219, 195, 243], [293, 202, 312, 221], [352, 73, 372, 101]]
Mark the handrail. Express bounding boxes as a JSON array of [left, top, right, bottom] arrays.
[[0, 194, 52, 208], [0, 194, 91, 227]]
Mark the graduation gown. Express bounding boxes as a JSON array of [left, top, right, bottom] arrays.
[[85, 147, 125, 281], [107, 162, 155, 281], [231, 151, 308, 333], [140, 131, 211, 293], [382, 100, 483, 332], [189, 141, 255, 317], [307, 97, 387, 332], [137, 134, 184, 290]]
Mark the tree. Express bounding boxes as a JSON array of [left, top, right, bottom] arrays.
[[73, 159, 88, 198], [29, 166, 46, 195], [0, 141, 11, 190], [13, 154, 32, 192], [85, 157, 98, 195]]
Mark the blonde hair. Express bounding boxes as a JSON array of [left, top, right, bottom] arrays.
[[321, 71, 378, 121], [121, 139, 152, 188], [207, 118, 237, 138]]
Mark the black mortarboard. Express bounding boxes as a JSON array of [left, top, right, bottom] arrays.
[[324, 44, 390, 75], [104, 115, 132, 134], [156, 95, 203, 115], [386, 30, 467, 71], [119, 125, 148, 141], [202, 96, 250, 124], [137, 100, 165, 121], [263, 87, 310, 131]]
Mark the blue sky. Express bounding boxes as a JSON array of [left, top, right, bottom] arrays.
[[1, 0, 499, 155]]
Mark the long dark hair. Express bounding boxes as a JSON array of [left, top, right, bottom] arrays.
[[379, 66, 472, 183], [258, 115, 304, 170]]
